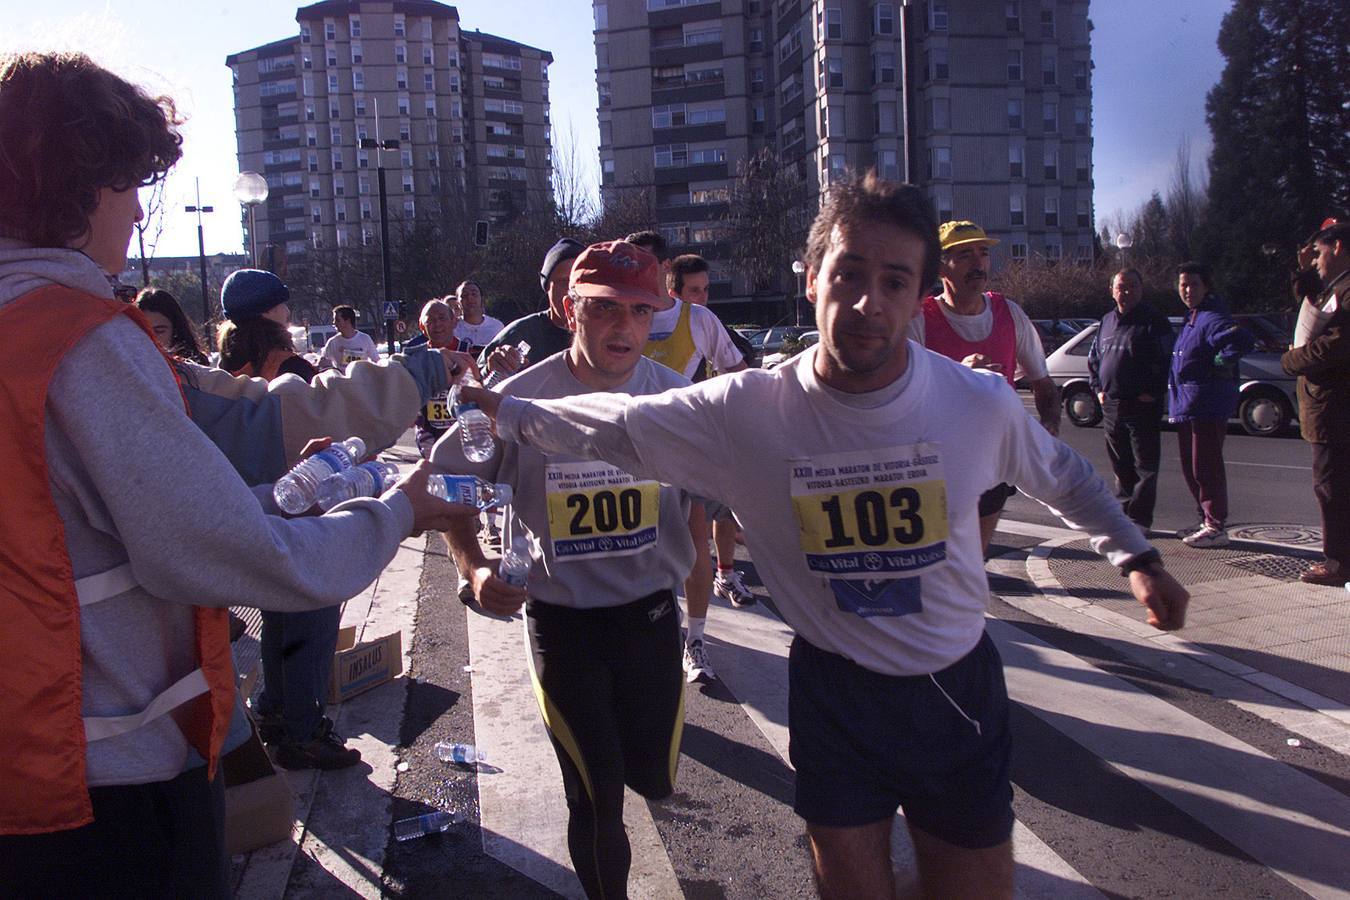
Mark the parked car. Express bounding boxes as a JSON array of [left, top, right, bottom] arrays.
[[747, 325, 814, 365], [761, 330, 819, 369], [1045, 315, 1297, 437], [1030, 318, 1085, 354]]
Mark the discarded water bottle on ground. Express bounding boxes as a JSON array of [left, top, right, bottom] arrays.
[[273, 437, 367, 514], [315, 461, 400, 511], [393, 810, 457, 841], [498, 514, 530, 587], [434, 741, 487, 765], [428, 475, 513, 511], [483, 341, 531, 389]]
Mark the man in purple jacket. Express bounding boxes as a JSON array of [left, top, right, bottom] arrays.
[[1167, 262, 1255, 547]]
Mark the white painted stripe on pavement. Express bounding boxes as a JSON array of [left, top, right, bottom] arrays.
[[465, 605, 683, 899], [1227, 460, 1311, 471], [707, 600, 1102, 898], [991, 617, 1350, 898]]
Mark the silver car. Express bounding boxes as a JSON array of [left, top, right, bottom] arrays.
[[1045, 316, 1298, 437]]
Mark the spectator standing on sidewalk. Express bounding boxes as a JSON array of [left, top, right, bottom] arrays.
[[1168, 262, 1255, 547], [1282, 218, 1350, 586], [0, 51, 476, 896], [322, 304, 381, 367], [218, 269, 318, 381], [453, 279, 503, 356], [1088, 269, 1174, 532]]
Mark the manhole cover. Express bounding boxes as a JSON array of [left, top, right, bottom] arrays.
[[1229, 524, 1322, 549], [1225, 554, 1315, 581]]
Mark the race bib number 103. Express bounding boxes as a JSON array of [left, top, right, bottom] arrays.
[[790, 443, 949, 579]]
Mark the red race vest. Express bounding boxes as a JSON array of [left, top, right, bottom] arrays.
[[0, 285, 235, 834], [920, 291, 1018, 387]]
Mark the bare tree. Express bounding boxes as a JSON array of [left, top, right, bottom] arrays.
[[722, 149, 810, 294], [550, 117, 598, 231], [1165, 138, 1207, 262], [133, 181, 169, 287]]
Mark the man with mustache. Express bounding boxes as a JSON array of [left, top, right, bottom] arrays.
[[908, 220, 1060, 553]]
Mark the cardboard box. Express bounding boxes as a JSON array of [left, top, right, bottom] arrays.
[[327, 626, 403, 704], [222, 719, 295, 855]]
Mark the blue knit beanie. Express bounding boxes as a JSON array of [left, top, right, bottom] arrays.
[[221, 269, 289, 321]]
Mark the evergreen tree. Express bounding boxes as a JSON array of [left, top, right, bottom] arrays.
[[1203, 0, 1349, 304]]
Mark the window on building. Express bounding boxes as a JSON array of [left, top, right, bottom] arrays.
[[327, 74, 338, 92], [930, 48, 949, 81], [875, 3, 895, 35], [450, 73, 460, 94], [330, 125, 341, 144], [1006, 1, 1020, 31], [358, 150, 369, 168], [396, 45, 407, 65], [424, 72, 435, 91], [326, 48, 337, 66], [929, 0, 948, 31], [403, 200, 415, 218], [331, 150, 343, 170], [424, 46, 435, 65], [1009, 144, 1024, 177], [1042, 50, 1057, 86], [305, 102, 315, 121], [354, 98, 366, 116], [751, 67, 765, 92], [1077, 197, 1091, 227], [306, 126, 317, 147], [351, 44, 362, 64], [1043, 101, 1058, 133], [1076, 149, 1090, 182], [359, 176, 369, 194], [301, 24, 312, 43], [398, 96, 410, 116], [1074, 106, 1089, 136], [402, 174, 414, 194], [1010, 242, 1027, 260], [1010, 193, 1024, 226], [749, 27, 763, 51], [1044, 145, 1059, 179], [1040, 8, 1055, 38], [594, 2, 607, 29], [654, 144, 688, 168], [824, 7, 842, 39], [1045, 240, 1061, 261], [361, 201, 372, 219], [875, 52, 896, 84], [336, 204, 347, 222], [778, 21, 802, 60], [348, 15, 361, 37], [324, 21, 335, 41], [396, 68, 408, 90], [312, 204, 322, 224], [826, 51, 844, 88], [1074, 60, 1089, 91], [690, 146, 726, 165], [399, 122, 411, 141], [308, 151, 318, 172], [1044, 196, 1059, 226], [394, 13, 405, 37], [876, 100, 898, 132], [879, 149, 899, 180], [1007, 49, 1022, 81], [400, 148, 413, 168], [930, 146, 952, 179], [1075, 243, 1092, 265], [927, 97, 950, 130], [1007, 99, 1023, 129], [309, 179, 320, 198]]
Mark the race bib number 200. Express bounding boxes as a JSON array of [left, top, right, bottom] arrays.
[[790, 443, 949, 579], [545, 461, 661, 561]]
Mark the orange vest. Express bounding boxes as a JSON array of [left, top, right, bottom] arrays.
[[0, 285, 235, 835]]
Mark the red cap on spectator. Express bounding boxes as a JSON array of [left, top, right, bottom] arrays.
[[569, 240, 673, 310]]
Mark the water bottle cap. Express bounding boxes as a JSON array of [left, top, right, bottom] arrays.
[[494, 483, 513, 507], [344, 436, 367, 458]]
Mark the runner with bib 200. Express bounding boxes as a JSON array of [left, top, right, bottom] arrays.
[[431, 240, 692, 900], [457, 173, 1189, 899]]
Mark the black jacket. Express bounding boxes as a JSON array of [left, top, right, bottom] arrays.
[[1088, 302, 1173, 403], [1282, 271, 1350, 444]]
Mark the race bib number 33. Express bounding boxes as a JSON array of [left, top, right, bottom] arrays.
[[545, 461, 661, 561], [790, 444, 949, 578]]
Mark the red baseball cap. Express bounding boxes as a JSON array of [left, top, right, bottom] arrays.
[[569, 240, 673, 311], [1309, 217, 1350, 245]]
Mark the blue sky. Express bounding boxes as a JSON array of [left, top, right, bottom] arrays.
[[4, 0, 1232, 259]]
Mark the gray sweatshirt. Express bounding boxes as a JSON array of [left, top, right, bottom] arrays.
[[0, 241, 413, 787]]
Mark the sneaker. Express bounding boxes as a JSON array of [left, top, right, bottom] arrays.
[[682, 639, 716, 684], [1174, 522, 1204, 539], [713, 570, 757, 607], [272, 718, 362, 770], [456, 574, 475, 606], [255, 709, 285, 745], [1182, 524, 1229, 548]]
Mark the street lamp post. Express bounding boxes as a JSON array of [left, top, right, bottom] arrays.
[[184, 178, 214, 326], [233, 171, 269, 268], [361, 125, 400, 354], [791, 260, 806, 326], [898, 0, 913, 182], [1114, 232, 1134, 266]]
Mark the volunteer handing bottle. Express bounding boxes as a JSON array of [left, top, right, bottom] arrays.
[[448, 374, 495, 464], [273, 436, 367, 514], [314, 461, 400, 511]]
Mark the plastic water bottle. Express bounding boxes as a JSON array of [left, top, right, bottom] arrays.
[[498, 515, 530, 587], [315, 461, 400, 511], [393, 810, 457, 841], [446, 379, 495, 464], [483, 341, 531, 388], [273, 437, 367, 514], [434, 741, 487, 765], [428, 474, 513, 510]]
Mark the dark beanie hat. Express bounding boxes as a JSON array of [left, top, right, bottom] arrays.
[[221, 269, 289, 321], [539, 238, 585, 294]]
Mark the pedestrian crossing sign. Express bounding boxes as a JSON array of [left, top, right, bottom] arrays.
[[383, 300, 400, 319]]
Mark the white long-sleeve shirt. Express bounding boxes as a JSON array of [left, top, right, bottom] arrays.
[[498, 342, 1152, 677]]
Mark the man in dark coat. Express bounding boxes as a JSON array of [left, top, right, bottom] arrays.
[[1283, 218, 1350, 586]]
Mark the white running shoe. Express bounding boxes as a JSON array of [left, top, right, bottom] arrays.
[[1182, 524, 1229, 548], [682, 639, 716, 683], [713, 570, 757, 607]]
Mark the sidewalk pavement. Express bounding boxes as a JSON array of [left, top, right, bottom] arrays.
[[229, 512, 1350, 898]]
